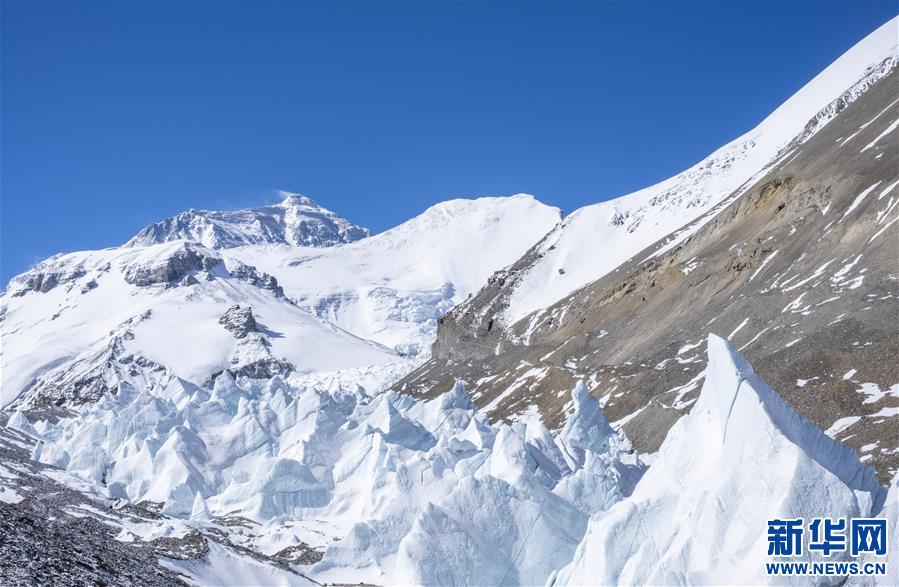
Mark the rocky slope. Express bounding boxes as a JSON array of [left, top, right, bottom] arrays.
[[493, 17, 898, 328], [395, 28, 899, 481]]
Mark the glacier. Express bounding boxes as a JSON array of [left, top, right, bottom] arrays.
[[552, 335, 888, 586], [8, 334, 893, 585], [226, 194, 561, 355], [15, 369, 638, 585]]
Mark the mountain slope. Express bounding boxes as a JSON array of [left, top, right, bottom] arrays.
[[226, 194, 561, 356], [1, 194, 559, 409], [461, 17, 897, 329], [1, 241, 395, 409], [127, 192, 371, 249], [396, 22, 899, 480]]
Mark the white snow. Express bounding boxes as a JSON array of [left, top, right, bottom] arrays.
[[127, 191, 371, 249], [0, 242, 398, 407], [826, 416, 862, 437], [860, 118, 898, 152], [227, 195, 560, 355], [160, 541, 317, 586], [727, 317, 749, 340], [553, 335, 885, 586], [0, 485, 24, 504], [1, 195, 558, 407], [840, 181, 882, 221], [26, 375, 639, 586], [877, 178, 899, 200], [748, 250, 779, 282], [838, 97, 899, 146], [856, 382, 899, 405]]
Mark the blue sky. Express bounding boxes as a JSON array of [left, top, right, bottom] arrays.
[[2, 1, 895, 284]]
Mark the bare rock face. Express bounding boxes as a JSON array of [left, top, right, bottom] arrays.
[[123, 243, 221, 287], [397, 66, 899, 481], [227, 262, 285, 298], [219, 305, 257, 339], [9, 265, 87, 297], [215, 305, 294, 380]]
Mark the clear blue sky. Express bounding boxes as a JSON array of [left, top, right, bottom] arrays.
[[2, 1, 895, 284]]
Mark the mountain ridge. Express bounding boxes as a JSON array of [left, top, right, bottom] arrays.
[[126, 191, 372, 249], [395, 58, 899, 480]]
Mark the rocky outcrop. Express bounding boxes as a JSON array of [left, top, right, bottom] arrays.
[[216, 305, 294, 380], [122, 243, 221, 286], [12, 312, 169, 410], [7, 263, 90, 297], [219, 305, 257, 339], [226, 261, 285, 298]]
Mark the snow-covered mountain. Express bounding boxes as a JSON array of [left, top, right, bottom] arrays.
[[1, 15, 897, 586], [226, 195, 561, 355], [478, 17, 897, 327], [1, 241, 396, 409], [1, 194, 558, 409], [397, 15, 899, 480], [127, 192, 371, 249]]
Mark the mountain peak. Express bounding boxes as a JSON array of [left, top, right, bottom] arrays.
[[277, 191, 316, 207], [126, 192, 371, 249]]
